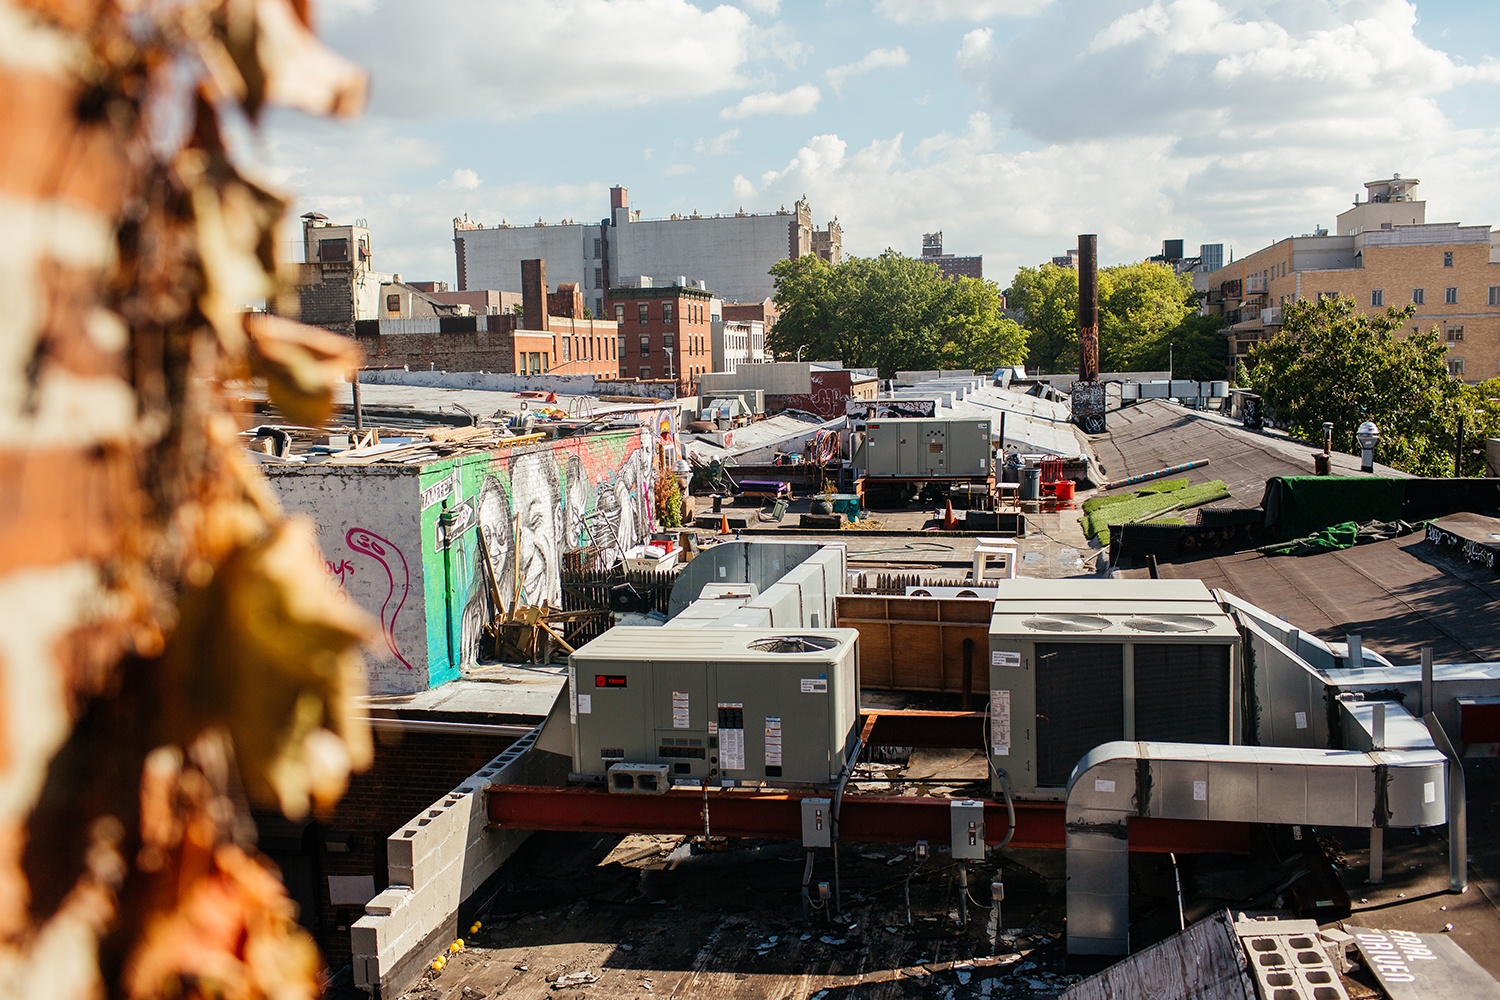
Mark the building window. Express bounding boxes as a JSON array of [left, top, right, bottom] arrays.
[[1446, 326, 1464, 342], [1445, 287, 1458, 304], [618, 335, 626, 358], [385, 293, 400, 312], [1448, 358, 1465, 377], [663, 302, 674, 324], [1444, 251, 1453, 267], [638, 303, 649, 325], [593, 237, 601, 258], [561, 339, 571, 361], [663, 333, 675, 350], [639, 335, 650, 357], [1370, 289, 1383, 307], [1413, 288, 1425, 305], [1489, 286, 1500, 307], [594, 267, 602, 287], [1316, 291, 1336, 303], [614, 304, 624, 322], [640, 366, 650, 380]]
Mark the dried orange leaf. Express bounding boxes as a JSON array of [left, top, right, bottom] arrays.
[[255, 0, 366, 118], [244, 313, 361, 427]]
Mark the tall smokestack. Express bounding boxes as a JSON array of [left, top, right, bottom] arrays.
[[521, 258, 549, 332], [1077, 234, 1099, 381]]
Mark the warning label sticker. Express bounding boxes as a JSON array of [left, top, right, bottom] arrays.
[[672, 691, 690, 729], [991, 650, 1021, 668], [764, 716, 783, 767], [990, 690, 1011, 755], [800, 677, 828, 694], [718, 703, 745, 771]]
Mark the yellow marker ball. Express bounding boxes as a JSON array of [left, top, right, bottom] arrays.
[[470, 922, 482, 934], [431, 959, 445, 971], [450, 939, 464, 952]]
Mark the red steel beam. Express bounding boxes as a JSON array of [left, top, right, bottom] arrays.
[[486, 784, 1248, 854], [860, 710, 987, 750]]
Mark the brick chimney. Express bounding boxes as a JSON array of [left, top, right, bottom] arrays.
[[549, 282, 586, 319], [520, 258, 549, 332]]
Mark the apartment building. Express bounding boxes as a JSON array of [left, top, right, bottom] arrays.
[[918, 231, 983, 281], [454, 187, 842, 314], [606, 281, 714, 394], [1202, 176, 1500, 382]]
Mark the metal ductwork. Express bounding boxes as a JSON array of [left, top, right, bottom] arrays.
[[1065, 740, 1449, 956]]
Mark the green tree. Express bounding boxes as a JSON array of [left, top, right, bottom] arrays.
[[1247, 295, 1468, 475], [768, 251, 1026, 376], [1005, 263, 1077, 374], [1005, 260, 1199, 375], [1134, 312, 1231, 383], [1098, 262, 1197, 371]]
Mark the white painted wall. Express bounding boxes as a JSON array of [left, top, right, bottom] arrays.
[[265, 466, 431, 694], [455, 224, 597, 297], [613, 213, 791, 303]]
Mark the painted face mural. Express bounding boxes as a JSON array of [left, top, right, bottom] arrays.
[[459, 477, 512, 663], [564, 454, 589, 551], [511, 451, 563, 608]]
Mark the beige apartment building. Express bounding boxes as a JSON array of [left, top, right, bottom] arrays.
[[1201, 176, 1500, 382]]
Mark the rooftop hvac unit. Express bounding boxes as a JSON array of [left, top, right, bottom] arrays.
[[986, 580, 1241, 799], [569, 627, 860, 788], [857, 418, 993, 478]]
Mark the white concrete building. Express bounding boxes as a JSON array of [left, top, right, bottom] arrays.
[[452, 187, 841, 315]]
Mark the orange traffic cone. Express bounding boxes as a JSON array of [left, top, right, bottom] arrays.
[[942, 499, 958, 531], [719, 514, 732, 535]]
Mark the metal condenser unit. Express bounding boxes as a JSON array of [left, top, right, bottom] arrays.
[[856, 418, 993, 478], [569, 627, 861, 788], [986, 580, 1241, 799]]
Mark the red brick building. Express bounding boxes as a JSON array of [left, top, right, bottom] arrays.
[[607, 284, 714, 394]]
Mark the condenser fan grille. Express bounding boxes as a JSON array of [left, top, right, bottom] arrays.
[[747, 635, 840, 653], [1124, 615, 1216, 633], [1020, 614, 1112, 633]]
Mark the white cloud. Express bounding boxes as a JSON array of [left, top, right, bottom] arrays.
[[732, 174, 758, 200], [444, 168, 482, 190], [721, 83, 822, 119], [320, 0, 754, 121], [741, 0, 780, 15], [875, 0, 1054, 24], [664, 163, 696, 177], [695, 129, 742, 155], [827, 46, 909, 95]]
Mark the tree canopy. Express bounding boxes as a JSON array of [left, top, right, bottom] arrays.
[[1246, 295, 1496, 475], [768, 251, 1027, 377], [1004, 261, 1217, 377]]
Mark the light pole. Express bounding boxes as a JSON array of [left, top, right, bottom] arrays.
[[796, 345, 806, 362], [1356, 420, 1381, 474]]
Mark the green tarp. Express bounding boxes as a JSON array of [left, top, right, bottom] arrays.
[[1260, 476, 1407, 542]]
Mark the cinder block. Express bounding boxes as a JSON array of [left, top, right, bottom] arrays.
[[364, 887, 411, 917], [350, 922, 380, 960]]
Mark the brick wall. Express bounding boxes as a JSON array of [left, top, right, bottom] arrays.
[[311, 729, 510, 966], [300, 275, 356, 333], [355, 328, 519, 372], [350, 729, 570, 997]]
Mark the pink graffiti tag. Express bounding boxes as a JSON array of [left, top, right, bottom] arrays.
[[325, 558, 355, 587], [345, 527, 414, 671]]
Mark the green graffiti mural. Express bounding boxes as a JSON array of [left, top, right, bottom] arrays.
[[416, 418, 673, 684]]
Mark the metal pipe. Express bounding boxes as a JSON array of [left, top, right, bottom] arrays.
[[1370, 827, 1384, 883], [1422, 647, 1434, 719], [1100, 459, 1209, 491], [1424, 712, 1469, 894], [352, 367, 364, 434], [1347, 634, 1363, 670]]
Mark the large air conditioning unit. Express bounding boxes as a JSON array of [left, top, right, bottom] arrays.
[[856, 418, 993, 478], [569, 627, 861, 788], [987, 579, 1242, 799]]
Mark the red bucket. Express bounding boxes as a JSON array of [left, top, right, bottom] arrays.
[[1053, 479, 1075, 501]]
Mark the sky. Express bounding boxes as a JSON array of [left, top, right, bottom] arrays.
[[258, 0, 1500, 291]]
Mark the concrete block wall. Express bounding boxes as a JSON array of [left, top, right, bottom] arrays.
[[357, 367, 679, 399], [350, 730, 569, 997]]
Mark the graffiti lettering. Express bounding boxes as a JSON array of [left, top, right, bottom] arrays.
[[346, 527, 415, 670], [325, 557, 355, 587]]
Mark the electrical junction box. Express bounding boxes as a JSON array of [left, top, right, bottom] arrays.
[[986, 579, 1241, 799], [950, 799, 986, 859], [569, 627, 861, 787], [801, 797, 832, 847], [857, 418, 993, 478]]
